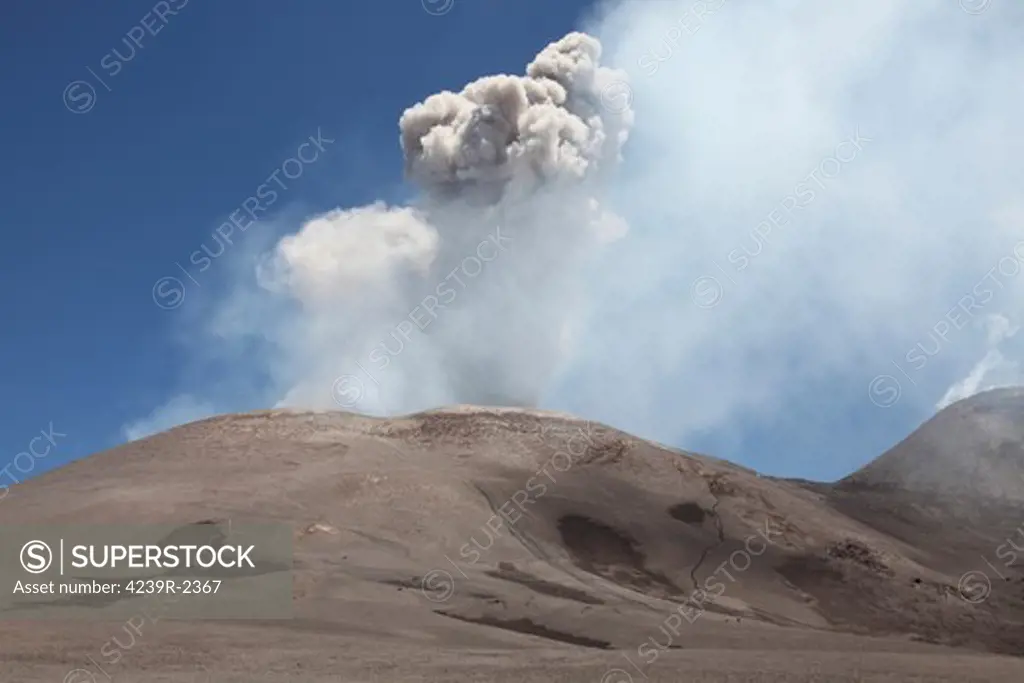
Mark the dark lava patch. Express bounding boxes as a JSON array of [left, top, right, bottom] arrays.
[[434, 612, 611, 649], [485, 566, 604, 605], [826, 539, 892, 575], [668, 502, 708, 525], [776, 555, 845, 588], [557, 514, 682, 598]]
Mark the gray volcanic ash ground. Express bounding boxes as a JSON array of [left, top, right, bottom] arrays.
[[4, 391, 1024, 681]]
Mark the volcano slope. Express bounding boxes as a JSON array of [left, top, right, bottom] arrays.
[[2, 400, 1024, 682]]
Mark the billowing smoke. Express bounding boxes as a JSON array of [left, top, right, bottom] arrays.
[[252, 32, 632, 414], [130, 1, 1024, 482], [560, 0, 1024, 478]]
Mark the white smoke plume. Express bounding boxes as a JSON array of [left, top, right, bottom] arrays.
[[136, 1, 1024, 480], [561, 0, 1024, 476], [241, 32, 632, 414]]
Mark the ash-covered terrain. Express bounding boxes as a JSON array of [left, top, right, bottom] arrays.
[[3, 390, 1024, 681]]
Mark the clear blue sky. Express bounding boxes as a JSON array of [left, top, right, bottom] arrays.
[[0, 0, 598, 480]]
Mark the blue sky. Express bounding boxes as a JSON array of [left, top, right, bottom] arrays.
[[0, 0, 603, 481], [2, 0, 1022, 487]]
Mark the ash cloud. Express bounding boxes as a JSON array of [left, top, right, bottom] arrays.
[[231, 32, 632, 415], [561, 0, 1024, 476], [132, 1, 1024, 481]]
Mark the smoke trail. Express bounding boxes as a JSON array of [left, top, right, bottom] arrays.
[[133, 1, 1024, 484], [557, 0, 1024, 476], [252, 32, 632, 414]]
